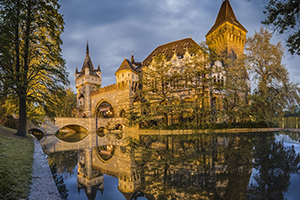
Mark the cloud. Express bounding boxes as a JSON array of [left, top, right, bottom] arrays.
[[59, 0, 300, 90]]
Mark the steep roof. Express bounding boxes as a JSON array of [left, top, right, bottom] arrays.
[[115, 59, 138, 74], [76, 43, 100, 78], [206, 0, 247, 36], [142, 37, 198, 67]]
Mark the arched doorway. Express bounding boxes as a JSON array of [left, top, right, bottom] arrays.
[[96, 101, 114, 118]]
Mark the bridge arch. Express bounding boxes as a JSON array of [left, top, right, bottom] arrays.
[[53, 123, 90, 134], [54, 124, 90, 142], [28, 128, 45, 140]]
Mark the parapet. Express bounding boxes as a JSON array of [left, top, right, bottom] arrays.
[[91, 84, 117, 96]]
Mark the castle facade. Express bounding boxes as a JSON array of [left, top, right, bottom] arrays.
[[75, 0, 247, 121]]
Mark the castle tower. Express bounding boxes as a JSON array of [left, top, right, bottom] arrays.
[[75, 43, 102, 118], [115, 57, 139, 89], [206, 0, 247, 57]]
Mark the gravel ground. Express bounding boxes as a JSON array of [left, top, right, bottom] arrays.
[[28, 135, 61, 200]]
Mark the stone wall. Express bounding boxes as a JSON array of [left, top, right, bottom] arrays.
[[91, 83, 134, 118]]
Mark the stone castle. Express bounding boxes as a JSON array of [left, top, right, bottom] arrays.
[[75, 0, 247, 119]]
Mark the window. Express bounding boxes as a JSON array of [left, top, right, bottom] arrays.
[[122, 73, 124, 77]]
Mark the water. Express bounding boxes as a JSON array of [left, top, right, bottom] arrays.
[[42, 131, 300, 200]]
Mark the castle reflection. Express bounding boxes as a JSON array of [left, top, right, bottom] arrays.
[[45, 132, 300, 200]]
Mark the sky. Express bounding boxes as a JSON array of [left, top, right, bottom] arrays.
[[58, 0, 300, 90]]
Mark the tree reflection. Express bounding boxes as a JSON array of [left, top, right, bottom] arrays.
[[133, 134, 255, 200], [247, 133, 300, 200], [130, 132, 300, 200], [47, 150, 79, 178], [50, 163, 68, 200]]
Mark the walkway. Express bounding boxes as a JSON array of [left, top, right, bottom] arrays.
[[28, 135, 61, 200]]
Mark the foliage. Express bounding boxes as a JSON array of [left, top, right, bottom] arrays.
[[129, 43, 218, 128], [0, 106, 17, 129], [51, 87, 77, 117], [220, 52, 251, 124], [0, 0, 69, 136], [246, 27, 300, 122], [0, 129, 34, 199], [261, 0, 300, 55]]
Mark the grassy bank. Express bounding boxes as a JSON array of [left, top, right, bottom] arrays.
[[0, 125, 34, 200]]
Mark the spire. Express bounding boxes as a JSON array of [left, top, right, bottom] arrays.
[[206, 0, 247, 36], [97, 62, 101, 72], [75, 67, 79, 74], [131, 50, 135, 63], [86, 40, 89, 55], [80, 42, 96, 74]]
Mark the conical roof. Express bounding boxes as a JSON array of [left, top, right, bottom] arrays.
[[76, 43, 99, 78], [206, 0, 247, 36], [81, 43, 95, 72], [115, 59, 138, 74]]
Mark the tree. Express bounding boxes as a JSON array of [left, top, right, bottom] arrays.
[[0, 0, 69, 136], [246, 27, 300, 122], [247, 0, 300, 55], [184, 43, 214, 126], [139, 54, 176, 126], [262, 0, 300, 55], [221, 53, 251, 124], [51, 87, 77, 118]]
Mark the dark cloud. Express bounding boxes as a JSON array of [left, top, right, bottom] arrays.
[[59, 0, 300, 89]]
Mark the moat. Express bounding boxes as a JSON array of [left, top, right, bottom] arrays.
[[41, 131, 300, 200]]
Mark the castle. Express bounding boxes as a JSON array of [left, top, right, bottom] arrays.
[[75, 0, 247, 121]]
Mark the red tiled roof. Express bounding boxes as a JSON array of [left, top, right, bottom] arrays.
[[142, 37, 198, 67]]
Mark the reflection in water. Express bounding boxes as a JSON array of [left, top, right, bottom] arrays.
[[248, 133, 300, 200], [55, 125, 89, 142], [45, 132, 300, 200]]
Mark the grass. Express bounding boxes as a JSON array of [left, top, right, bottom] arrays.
[[0, 125, 34, 200]]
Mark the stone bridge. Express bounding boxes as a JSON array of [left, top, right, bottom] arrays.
[[27, 117, 127, 135]]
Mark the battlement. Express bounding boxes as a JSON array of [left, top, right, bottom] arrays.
[[91, 84, 117, 96]]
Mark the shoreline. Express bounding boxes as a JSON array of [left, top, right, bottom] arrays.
[[125, 127, 300, 136], [29, 135, 61, 200]]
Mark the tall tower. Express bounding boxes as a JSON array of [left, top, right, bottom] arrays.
[[75, 43, 102, 118], [206, 0, 247, 57]]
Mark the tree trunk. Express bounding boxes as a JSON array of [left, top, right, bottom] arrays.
[[15, 93, 27, 136]]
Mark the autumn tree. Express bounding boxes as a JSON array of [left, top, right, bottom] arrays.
[[246, 27, 300, 122], [0, 0, 69, 136], [138, 54, 176, 126], [220, 52, 251, 124], [51, 87, 77, 118], [183, 43, 214, 126]]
